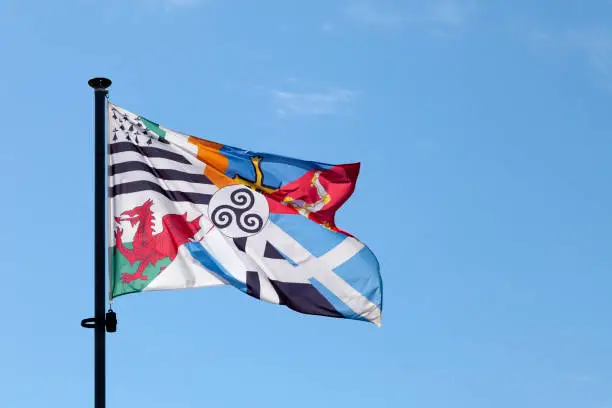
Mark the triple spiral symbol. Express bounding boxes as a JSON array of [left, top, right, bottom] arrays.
[[208, 185, 270, 238]]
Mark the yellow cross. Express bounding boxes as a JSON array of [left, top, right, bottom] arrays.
[[233, 156, 278, 194]]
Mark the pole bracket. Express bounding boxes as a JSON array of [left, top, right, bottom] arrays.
[[80, 310, 118, 332], [81, 317, 97, 329]]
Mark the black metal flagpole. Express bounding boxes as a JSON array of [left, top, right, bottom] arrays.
[[82, 77, 115, 408]]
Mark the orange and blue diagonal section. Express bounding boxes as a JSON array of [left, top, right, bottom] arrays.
[[188, 136, 360, 233]]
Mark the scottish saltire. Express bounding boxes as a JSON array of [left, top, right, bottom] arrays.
[[107, 102, 383, 325]]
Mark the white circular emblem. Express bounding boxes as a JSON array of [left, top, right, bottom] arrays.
[[208, 185, 270, 238]]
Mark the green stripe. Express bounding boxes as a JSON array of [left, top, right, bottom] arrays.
[[110, 242, 172, 298], [139, 116, 167, 139]]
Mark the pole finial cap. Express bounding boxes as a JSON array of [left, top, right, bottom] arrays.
[[88, 77, 112, 90]]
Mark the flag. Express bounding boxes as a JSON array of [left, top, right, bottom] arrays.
[[108, 102, 383, 326]]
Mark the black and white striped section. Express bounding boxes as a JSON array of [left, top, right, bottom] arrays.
[[108, 108, 217, 206], [109, 144, 217, 204], [108, 103, 206, 158]]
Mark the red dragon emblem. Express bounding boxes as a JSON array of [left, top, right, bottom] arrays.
[[114, 199, 202, 283]]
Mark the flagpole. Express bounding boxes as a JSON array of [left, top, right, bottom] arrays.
[[84, 77, 112, 408]]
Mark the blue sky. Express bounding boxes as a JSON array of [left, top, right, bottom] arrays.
[[1, 0, 611, 407]]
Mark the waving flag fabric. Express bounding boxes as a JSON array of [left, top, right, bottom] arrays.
[[108, 102, 383, 325]]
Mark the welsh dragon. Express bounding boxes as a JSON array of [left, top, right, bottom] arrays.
[[114, 199, 202, 283]]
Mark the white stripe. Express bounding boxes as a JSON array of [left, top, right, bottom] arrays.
[[255, 258, 310, 284], [143, 245, 226, 292], [162, 128, 201, 157], [317, 237, 365, 269], [109, 170, 219, 195], [109, 151, 206, 174], [109, 131, 192, 156], [199, 229, 248, 284], [246, 233, 277, 279], [109, 132, 200, 160], [247, 228, 310, 283]]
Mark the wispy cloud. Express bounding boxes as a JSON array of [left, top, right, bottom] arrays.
[[424, 0, 474, 30], [338, 0, 476, 35], [568, 374, 598, 383], [165, 0, 202, 8], [140, 0, 203, 11], [569, 28, 612, 76], [269, 88, 358, 117], [528, 27, 612, 90], [343, 2, 405, 29], [322, 22, 335, 33]]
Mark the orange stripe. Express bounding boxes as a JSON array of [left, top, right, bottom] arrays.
[[187, 136, 233, 187]]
